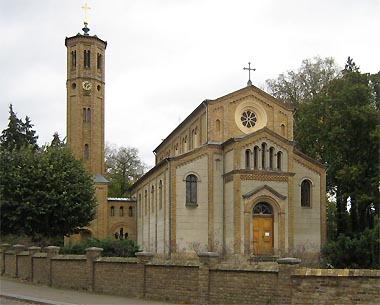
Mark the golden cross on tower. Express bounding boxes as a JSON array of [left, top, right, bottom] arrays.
[[82, 2, 91, 24]]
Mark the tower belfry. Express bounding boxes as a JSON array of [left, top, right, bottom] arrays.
[[65, 16, 107, 177]]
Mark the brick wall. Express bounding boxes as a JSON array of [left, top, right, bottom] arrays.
[[1, 245, 379, 305], [51, 256, 87, 289]]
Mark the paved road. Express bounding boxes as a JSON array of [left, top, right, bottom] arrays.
[[0, 277, 175, 305]]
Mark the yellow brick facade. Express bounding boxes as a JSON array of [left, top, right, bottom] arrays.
[[131, 85, 326, 258], [65, 28, 137, 243]]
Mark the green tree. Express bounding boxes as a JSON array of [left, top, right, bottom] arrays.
[[293, 59, 380, 234], [0, 104, 38, 150], [0, 144, 96, 241], [266, 56, 340, 107], [105, 144, 146, 198]]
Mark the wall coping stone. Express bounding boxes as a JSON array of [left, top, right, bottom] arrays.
[[277, 257, 301, 265], [52, 255, 86, 260], [293, 268, 380, 277], [1, 244, 12, 252], [28, 246, 41, 251], [197, 252, 220, 258], [12, 244, 26, 253], [45, 246, 60, 253], [33, 253, 47, 258], [85, 247, 103, 253], [135, 252, 154, 257], [98, 257, 137, 263]]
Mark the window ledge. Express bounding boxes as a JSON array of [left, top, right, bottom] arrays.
[[185, 202, 198, 208]]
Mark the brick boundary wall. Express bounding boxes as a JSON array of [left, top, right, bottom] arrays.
[[1, 244, 379, 305]]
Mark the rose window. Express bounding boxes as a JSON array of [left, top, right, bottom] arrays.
[[241, 110, 257, 128]]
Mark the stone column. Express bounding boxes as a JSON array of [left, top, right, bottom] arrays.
[[45, 246, 60, 285], [13, 244, 26, 278], [28, 246, 41, 282], [0, 244, 12, 275], [197, 252, 220, 305], [85, 247, 103, 291], [276, 257, 301, 305]]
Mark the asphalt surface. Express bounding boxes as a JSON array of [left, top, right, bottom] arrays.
[[0, 277, 175, 305]]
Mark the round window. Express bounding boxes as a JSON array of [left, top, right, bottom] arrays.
[[241, 110, 257, 128]]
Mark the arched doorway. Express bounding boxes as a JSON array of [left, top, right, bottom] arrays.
[[252, 202, 274, 255]]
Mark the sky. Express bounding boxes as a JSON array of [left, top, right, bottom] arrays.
[[0, 0, 379, 168]]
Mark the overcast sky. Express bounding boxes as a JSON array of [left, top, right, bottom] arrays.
[[0, 0, 379, 167]]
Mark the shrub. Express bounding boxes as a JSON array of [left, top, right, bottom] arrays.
[[61, 237, 140, 257], [321, 222, 380, 269]]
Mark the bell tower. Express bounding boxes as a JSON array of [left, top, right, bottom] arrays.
[[65, 20, 107, 177]]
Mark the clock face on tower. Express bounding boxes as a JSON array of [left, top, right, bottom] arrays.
[[82, 80, 92, 91]]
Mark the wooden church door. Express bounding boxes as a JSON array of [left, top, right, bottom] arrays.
[[252, 202, 274, 255]]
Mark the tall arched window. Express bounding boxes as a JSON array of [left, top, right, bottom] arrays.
[[84, 144, 89, 160], [110, 206, 115, 216], [186, 174, 198, 205], [87, 108, 91, 122], [97, 53, 102, 70], [277, 151, 282, 170], [71, 50, 76, 69], [301, 179, 312, 207], [119, 206, 124, 216], [253, 146, 259, 169], [269, 147, 275, 170], [84, 50, 91, 68], [261, 143, 267, 169], [216, 119, 221, 132], [159, 180, 163, 210], [151, 186, 155, 213], [128, 206, 133, 217], [281, 124, 286, 137], [245, 149, 251, 169]]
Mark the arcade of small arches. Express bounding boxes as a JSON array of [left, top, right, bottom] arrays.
[[244, 142, 284, 171]]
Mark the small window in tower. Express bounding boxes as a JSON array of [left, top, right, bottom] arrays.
[[84, 50, 91, 68], [110, 206, 115, 216], [128, 206, 133, 217], [269, 147, 275, 170], [83, 108, 87, 122], [71, 50, 76, 69], [253, 146, 259, 169], [120, 206, 124, 216], [277, 151, 282, 170], [97, 53, 102, 70], [261, 143, 267, 169], [84, 144, 89, 160], [87, 108, 91, 122]]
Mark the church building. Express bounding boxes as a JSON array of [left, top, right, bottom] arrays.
[[130, 79, 326, 257], [64, 15, 326, 258]]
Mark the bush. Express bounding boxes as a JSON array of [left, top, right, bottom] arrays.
[[321, 223, 380, 269], [61, 237, 140, 257]]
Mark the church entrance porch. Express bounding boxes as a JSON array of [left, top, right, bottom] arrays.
[[252, 202, 274, 255]]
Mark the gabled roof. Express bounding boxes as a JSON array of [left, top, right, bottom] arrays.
[[242, 184, 287, 200]]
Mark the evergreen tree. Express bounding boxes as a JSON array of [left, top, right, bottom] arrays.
[[0, 104, 38, 150]]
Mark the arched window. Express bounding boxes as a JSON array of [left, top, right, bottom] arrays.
[[84, 144, 89, 160], [84, 50, 91, 68], [245, 149, 251, 169], [159, 180, 163, 210], [138, 194, 142, 217], [97, 53, 102, 70], [253, 202, 272, 215], [269, 147, 275, 170], [261, 143, 267, 169], [277, 151, 282, 170], [301, 179, 312, 207], [281, 124, 286, 137], [128, 206, 133, 217], [186, 174, 197, 205], [119, 206, 124, 216], [151, 186, 155, 213], [144, 190, 147, 215], [253, 146, 259, 169], [83, 108, 87, 122], [216, 119, 221, 132], [110, 206, 115, 216], [87, 108, 91, 122], [71, 50, 76, 69]]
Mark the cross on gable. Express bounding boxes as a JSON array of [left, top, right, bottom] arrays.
[[243, 62, 256, 86]]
